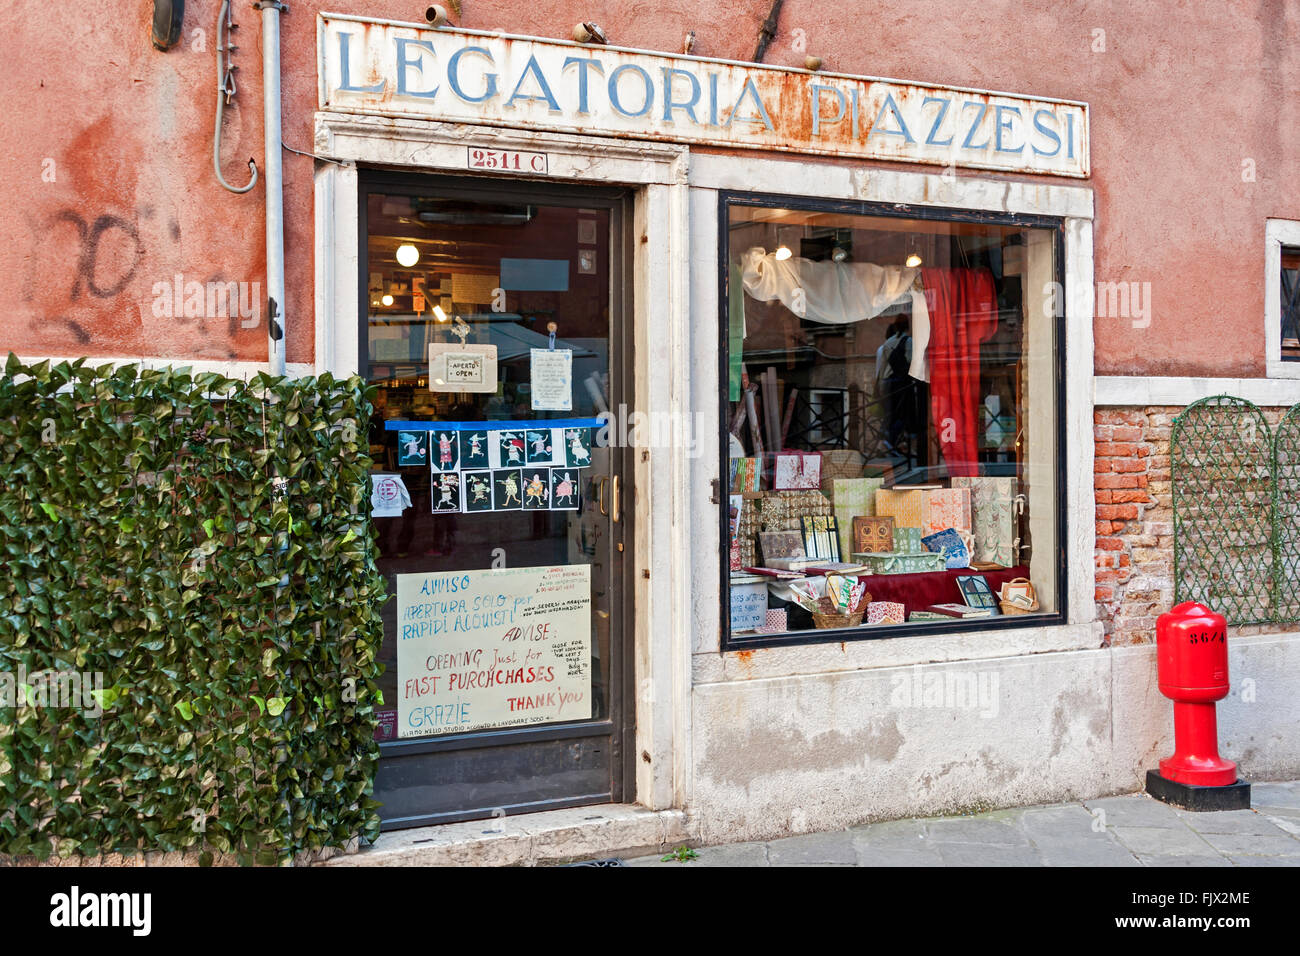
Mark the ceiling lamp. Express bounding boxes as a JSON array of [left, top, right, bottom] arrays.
[[773, 224, 798, 261], [381, 294, 394, 307], [395, 243, 420, 268], [432, 304, 449, 323], [905, 236, 923, 268]]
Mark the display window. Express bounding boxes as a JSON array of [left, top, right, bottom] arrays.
[[720, 193, 1065, 644]]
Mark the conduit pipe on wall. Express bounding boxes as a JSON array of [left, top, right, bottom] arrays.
[[257, 0, 288, 377]]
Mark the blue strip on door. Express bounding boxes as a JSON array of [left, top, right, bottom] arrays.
[[384, 418, 605, 432]]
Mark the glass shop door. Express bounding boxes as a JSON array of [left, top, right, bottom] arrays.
[[360, 172, 633, 829]]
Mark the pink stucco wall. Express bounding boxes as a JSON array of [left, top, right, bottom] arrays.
[[2, 1, 1297, 374]]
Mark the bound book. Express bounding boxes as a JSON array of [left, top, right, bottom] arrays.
[[764, 557, 822, 572], [926, 603, 994, 619], [800, 562, 870, 576], [742, 566, 804, 580]]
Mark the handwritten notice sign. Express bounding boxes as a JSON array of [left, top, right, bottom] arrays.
[[396, 565, 592, 738], [730, 577, 768, 632], [530, 348, 573, 411]]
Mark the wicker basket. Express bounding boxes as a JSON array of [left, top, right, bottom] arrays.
[[998, 577, 1039, 616], [809, 591, 871, 629]]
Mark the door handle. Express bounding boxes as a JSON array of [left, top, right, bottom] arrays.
[[596, 476, 609, 516], [612, 474, 620, 523]]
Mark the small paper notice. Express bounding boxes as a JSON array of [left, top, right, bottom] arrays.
[[530, 348, 573, 411], [429, 343, 498, 393], [371, 473, 412, 517]]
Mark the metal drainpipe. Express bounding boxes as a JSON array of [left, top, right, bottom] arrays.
[[258, 1, 287, 376]]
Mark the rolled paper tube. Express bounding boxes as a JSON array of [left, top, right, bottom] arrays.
[[745, 385, 764, 457], [780, 387, 798, 448]]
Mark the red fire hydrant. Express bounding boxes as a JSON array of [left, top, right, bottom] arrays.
[[1146, 601, 1250, 809]]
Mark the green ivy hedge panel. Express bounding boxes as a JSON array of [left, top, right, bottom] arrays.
[[0, 357, 385, 864]]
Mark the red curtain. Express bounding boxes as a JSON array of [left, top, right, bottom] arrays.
[[921, 267, 999, 477]]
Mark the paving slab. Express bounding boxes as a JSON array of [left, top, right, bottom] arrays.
[[1258, 812, 1300, 836], [1111, 825, 1219, 858], [936, 843, 1044, 866], [766, 830, 857, 865], [1251, 781, 1300, 809], [1135, 853, 1232, 867], [1192, 830, 1300, 858], [1020, 805, 1110, 843], [1225, 855, 1300, 867], [1172, 808, 1297, 836], [1037, 840, 1141, 867], [923, 816, 1032, 846], [854, 847, 947, 867], [624, 842, 769, 867], [1081, 794, 1186, 828], [848, 818, 933, 852]]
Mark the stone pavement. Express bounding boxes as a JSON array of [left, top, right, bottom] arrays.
[[621, 780, 1300, 867]]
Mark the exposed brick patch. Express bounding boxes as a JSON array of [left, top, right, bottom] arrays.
[[1095, 405, 1289, 645]]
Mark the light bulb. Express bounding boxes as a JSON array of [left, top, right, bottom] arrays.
[[906, 253, 922, 268], [774, 245, 792, 261], [381, 294, 394, 307], [395, 243, 420, 267], [832, 247, 848, 263], [433, 304, 448, 323]]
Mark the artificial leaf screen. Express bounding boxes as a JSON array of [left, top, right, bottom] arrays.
[[0, 357, 384, 863]]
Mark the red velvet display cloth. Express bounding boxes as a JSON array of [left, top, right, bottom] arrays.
[[863, 565, 1030, 618]]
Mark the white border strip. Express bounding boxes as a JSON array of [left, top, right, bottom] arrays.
[[13, 356, 316, 380], [1095, 375, 1300, 408]]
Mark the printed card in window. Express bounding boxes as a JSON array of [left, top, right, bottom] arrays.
[[773, 451, 821, 490]]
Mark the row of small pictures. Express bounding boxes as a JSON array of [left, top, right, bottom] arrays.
[[432, 468, 583, 514], [398, 426, 593, 472]]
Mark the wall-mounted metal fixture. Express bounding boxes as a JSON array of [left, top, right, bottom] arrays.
[[753, 0, 783, 63], [804, 56, 823, 71], [425, 5, 448, 26], [683, 31, 696, 55], [212, 0, 258, 193], [151, 0, 184, 51], [572, 22, 608, 44]]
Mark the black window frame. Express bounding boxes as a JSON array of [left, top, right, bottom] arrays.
[[1280, 245, 1300, 362], [717, 189, 1069, 651]]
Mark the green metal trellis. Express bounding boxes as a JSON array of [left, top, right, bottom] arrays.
[[1169, 395, 1300, 624], [1271, 404, 1300, 621], [1171, 396, 1275, 624]]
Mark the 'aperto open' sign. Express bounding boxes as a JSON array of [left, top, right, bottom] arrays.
[[317, 15, 1090, 178]]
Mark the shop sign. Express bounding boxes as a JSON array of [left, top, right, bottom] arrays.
[[318, 15, 1089, 178]]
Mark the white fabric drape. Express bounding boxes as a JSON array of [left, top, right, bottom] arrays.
[[740, 247, 931, 381]]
